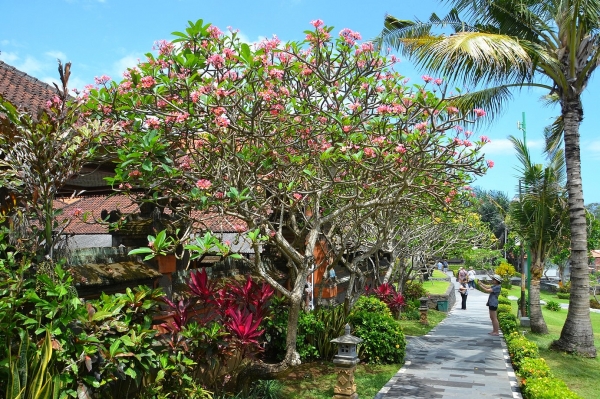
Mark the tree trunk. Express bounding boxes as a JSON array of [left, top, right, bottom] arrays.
[[235, 273, 305, 389], [529, 258, 548, 334], [551, 95, 597, 357]]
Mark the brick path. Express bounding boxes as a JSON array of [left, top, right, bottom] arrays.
[[374, 276, 521, 399]]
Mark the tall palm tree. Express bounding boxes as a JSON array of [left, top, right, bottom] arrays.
[[509, 136, 569, 333], [382, 0, 598, 357]]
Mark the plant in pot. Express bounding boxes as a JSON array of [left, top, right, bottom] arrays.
[[129, 229, 179, 273]]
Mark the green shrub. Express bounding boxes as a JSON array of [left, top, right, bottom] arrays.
[[312, 305, 348, 360], [556, 292, 570, 299], [500, 288, 509, 297], [558, 281, 571, 293], [498, 312, 518, 335], [505, 332, 539, 370], [521, 377, 582, 399], [498, 296, 512, 305], [351, 295, 392, 318], [517, 358, 552, 380], [348, 311, 406, 364], [402, 280, 427, 301], [397, 300, 420, 321], [545, 300, 561, 312], [296, 310, 325, 360], [497, 304, 512, 314]]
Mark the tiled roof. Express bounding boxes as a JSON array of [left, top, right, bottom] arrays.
[[0, 60, 57, 113], [56, 195, 248, 235], [57, 195, 139, 235], [191, 210, 248, 233]]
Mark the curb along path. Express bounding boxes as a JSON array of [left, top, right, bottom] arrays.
[[375, 276, 521, 399]]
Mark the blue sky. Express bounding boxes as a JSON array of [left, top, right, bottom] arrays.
[[2, 0, 599, 203]]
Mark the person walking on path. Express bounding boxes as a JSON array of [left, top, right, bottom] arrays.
[[480, 274, 503, 336], [457, 266, 467, 283], [467, 267, 476, 289], [458, 279, 468, 310]]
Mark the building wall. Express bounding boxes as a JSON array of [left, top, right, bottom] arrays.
[[63, 234, 112, 249]]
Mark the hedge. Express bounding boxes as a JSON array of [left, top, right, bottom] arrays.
[[500, 320, 582, 399]]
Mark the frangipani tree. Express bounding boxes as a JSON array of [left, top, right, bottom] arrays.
[[381, 209, 495, 286], [85, 19, 489, 376]]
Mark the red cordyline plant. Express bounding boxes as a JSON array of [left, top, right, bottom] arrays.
[[162, 268, 273, 338], [367, 282, 406, 316], [159, 268, 274, 390]]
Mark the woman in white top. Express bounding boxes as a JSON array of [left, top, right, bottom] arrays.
[[467, 267, 476, 289]]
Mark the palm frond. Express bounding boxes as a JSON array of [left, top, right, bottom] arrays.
[[448, 85, 514, 122], [543, 115, 564, 158], [397, 32, 534, 86]]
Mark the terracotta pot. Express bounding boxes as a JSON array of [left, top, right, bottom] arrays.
[[157, 255, 176, 274]]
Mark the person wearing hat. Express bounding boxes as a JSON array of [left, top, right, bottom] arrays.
[[480, 274, 503, 336]]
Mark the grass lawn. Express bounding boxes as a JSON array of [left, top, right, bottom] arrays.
[[280, 362, 400, 399], [526, 309, 600, 399], [400, 309, 446, 336], [501, 284, 600, 399], [423, 277, 451, 295], [279, 310, 447, 398]]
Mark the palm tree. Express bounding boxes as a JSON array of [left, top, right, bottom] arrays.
[[509, 136, 569, 333], [382, 0, 598, 357]]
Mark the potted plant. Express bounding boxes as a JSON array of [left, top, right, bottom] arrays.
[[129, 229, 178, 273]]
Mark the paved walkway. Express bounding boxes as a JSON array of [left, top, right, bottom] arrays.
[[375, 276, 521, 399]]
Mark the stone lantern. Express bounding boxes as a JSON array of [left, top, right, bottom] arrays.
[[419, 296, 429, 325], [330, 324, 363, 399]]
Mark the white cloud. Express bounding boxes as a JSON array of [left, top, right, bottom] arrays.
[[481, 137, 544, 155], [480, 138, 514, 154], [583, 140, 600, 159], [0, 51, 19, 64], [45, 50, 68, 61], [41, 76, 60, 87], [16, 56, 44, 75], [112, 54, 140, 78]]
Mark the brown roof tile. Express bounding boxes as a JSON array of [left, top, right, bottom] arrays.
[[0, 60, 57, 113], [56, 195, 248, 235]]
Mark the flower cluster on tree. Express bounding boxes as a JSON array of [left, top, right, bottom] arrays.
[[84, 19, 490, 375]]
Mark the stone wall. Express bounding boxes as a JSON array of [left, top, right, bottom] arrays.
[[423, 276, 456, 311]]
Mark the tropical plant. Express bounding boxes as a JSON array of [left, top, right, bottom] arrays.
[[347, 310, 406, 364], [381, 0, 599, 357], [495, 261, 516, 287], [6, 329, 57, 399], [366, 282, 406, 317], [160, 269, 274, 393], [0, 61, 112, 261], [508, 136, 568, 333]]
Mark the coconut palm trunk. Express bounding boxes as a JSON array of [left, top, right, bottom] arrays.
[[529, 252, 548, 334], [381, 0, 598, 357], [551, 96, 595, 355]]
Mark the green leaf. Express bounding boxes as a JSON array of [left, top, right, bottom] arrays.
[[124, 367, 137, 380], [109, 340, 121, 358], [128, 248, 154, 255], [141, 159, 152, 172]]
